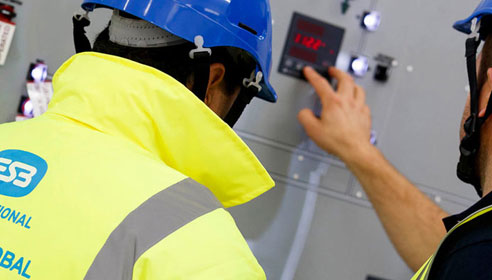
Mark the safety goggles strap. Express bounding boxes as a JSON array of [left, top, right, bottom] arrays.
[[224, 71, 263, 127], [189, 36, 212, 101], [190, 52, 211, 101], [466, 37, 481, 116], [457, 20, 484, 197], [73, 11, 92, 53], [223, 86, 257, 127], [484, 91, 492, 120]]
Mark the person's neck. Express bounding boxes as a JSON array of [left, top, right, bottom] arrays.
[[482, 184, 492, 198], [481, 155, 492, 197], [482, 170, 492, 197]]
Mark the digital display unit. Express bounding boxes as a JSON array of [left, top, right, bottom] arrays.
[[279, 12, 345, 80]]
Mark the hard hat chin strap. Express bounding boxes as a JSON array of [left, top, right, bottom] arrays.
[[73, 11, 93, 53], [457, 18, 492, 197]]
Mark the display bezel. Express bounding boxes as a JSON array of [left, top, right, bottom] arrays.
[[278, 12, 345, 80]]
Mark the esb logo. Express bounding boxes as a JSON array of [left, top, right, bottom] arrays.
[[0, 150, 47, 198]]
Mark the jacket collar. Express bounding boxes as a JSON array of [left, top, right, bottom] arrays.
[[443, 191, 492, 231], [46, 52, 274, 207]]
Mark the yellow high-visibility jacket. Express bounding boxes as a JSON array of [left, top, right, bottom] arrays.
[[0, 52, 275, 279]]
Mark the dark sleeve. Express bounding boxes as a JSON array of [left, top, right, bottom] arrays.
[[435, 240, 492, 280]]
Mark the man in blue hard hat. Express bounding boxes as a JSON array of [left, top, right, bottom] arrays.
[[299, 0, 492, 278], [0, 0, 277, 279]]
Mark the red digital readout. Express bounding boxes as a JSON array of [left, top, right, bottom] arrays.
[[297, 19, 325, 36], [294, 33, 326, 51], [288, 46, 317, 63]]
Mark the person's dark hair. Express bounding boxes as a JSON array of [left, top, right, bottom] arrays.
[[92, 21, 257, 95]]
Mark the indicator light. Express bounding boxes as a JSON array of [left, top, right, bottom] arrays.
[[31, 63, 48, 83], [361, 11, 381, 32], [350, 56, 369, 77], [22, 98, 34, 118], [27, 60, 49, 83]]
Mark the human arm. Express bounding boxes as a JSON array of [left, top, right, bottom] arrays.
[[297, 66, 449, 271]]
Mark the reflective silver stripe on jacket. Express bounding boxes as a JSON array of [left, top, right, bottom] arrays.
[[84, 178, 222, 280]]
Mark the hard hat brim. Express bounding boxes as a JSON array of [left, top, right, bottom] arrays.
[[454, 6, 492, 35], [259, 80, 277, 103]]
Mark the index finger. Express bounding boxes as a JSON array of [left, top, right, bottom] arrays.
[[328, 67, 356, 97], [303, 67, 336, 106]]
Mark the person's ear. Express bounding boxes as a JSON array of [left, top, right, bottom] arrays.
[[203, 63, 240, 118], [204, 63, 226, 116], [479, 68, 492, 117], [487, 68, 492, 90], [204, 63, 226, 104], [483, 67, 492, 114]]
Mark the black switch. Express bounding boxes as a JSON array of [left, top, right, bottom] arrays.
[[374, 64, 389, 82]]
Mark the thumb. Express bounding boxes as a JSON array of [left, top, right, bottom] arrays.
[[298, 109, 322, 138]]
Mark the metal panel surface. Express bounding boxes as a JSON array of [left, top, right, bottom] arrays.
[[231, 0, 479, 279], [0, 0, 482, 279]]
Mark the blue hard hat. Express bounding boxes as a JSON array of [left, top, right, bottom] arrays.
[[82, 0, 277, 103], [454, 0, 492, 34]]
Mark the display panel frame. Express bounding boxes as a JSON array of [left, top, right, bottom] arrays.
[[278, 12, 345, 81]]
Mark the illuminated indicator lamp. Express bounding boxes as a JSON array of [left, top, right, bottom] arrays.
[[27, 60, 48, 83], [31, 64, 48, 83], [361, 11, 381, 32], [22, 98, 34, 118], [0, 4, 16, 22], [349, 56, 369, 77]]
